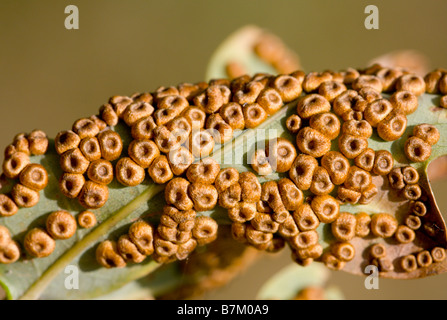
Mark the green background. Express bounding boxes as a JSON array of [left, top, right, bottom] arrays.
[[0, 0, 446, 299]]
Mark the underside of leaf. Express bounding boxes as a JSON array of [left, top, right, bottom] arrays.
[[0, 25, 446, 301]]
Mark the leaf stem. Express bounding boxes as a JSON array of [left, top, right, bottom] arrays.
[[19, 183, 165, 300]]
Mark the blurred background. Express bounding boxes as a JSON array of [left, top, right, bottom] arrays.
[[1, 0, 446, 299]]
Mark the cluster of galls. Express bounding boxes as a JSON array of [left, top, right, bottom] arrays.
[[0, 131, 49, 263], [245, 64, 444, 272], [89, 72, 317, 268], [1, 63, 446, 273], [368, 242, 446, 274], [225, 30, 301, 79], [425, 68, 447, 108], [231, 176, 325, 265], [252, 32, 300, 76], [385, 166, 446, 273], [96, 159, 221, 268], [92, 72, 303, 268], [0, 225, 21, 264], [56, 70, 305, 212], [1, 208, 96, 262], [0, 130, 49, 216], [20, 209, 97, 259], [56, 119, 123, 209], [0, 130, 99, 262], [96, 207, 218, 268], [404, 124, 440, 163]]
